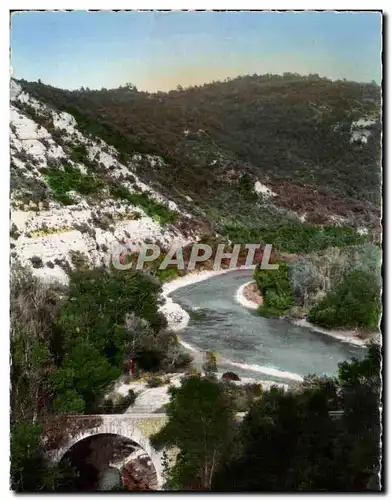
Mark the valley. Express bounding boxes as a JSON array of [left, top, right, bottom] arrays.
[[10, 72, 382, 492]]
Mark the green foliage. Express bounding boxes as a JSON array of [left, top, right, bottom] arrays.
[[146, 375, 165, 388], [308, 269, 381, 329], [11, 422, 43, 490], [68, 141, 90, 165], [101, 389, 136, 414], [50, 267, 165, 412], [155, 266, 181, 283], [220, 381, 263, 412], [18, 75, 380, 231], [223, 221, 369, 253], [151, 375, 235, 490], [255, 261, 294, 317], [288, 244, 381, 312], [52, 388, 86, 414], [10, 265, 60, 423], [202, 350, 218, 375], [42, 163, 104, 204], [45, 266, 190, 415], [237, 173, 257, 202], [109, 183, 177, 225], [213, 346, 381, 492], [69, 249, 90, 270], [11, 423, 78, 492]]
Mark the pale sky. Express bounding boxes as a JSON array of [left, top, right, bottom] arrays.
[[11, 10, 382, 91]]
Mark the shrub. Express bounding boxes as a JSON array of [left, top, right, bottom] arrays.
[[288, 257, 324, 306], [30, 256, 44, 269], [308, 269, 381, 329], [222, 372, 241, 381], [46, 267, 172, 412], [288, 244, 382, 311], [203, 350, 217, 374], [91, 212, 112, 231], [109, 183, 177, 225], [69, 250, 90, 270], [112, 389, 137, 413], [255, 261, 294, 317], [42, 164, 104, 204], [68, 142, 90, 165], [222, 221, 369, 254], [10, 223, 21, 240], [147, 375, 165, 388]]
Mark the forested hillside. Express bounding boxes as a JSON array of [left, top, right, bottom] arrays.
[[17, 73, 381, 234], [10, 73, 382, 492]]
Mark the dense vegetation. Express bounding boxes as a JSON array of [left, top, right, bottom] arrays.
[[108, 184, 177, 225], [10, 264, 191, 491], [255, 261, 294, 317], [152, 346, 381, 491], [151, 376, 235, 490], [17, 74, 381, 233], [308, 269, 381, 329], [254, 244, 381, 329], [10, 72, 382, 491], [42, 163, 105, 205], [11, 98, 179, 224], [223, 220, 369, 253]]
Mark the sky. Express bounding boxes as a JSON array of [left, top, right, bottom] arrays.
[[10, 10, 382, 92]]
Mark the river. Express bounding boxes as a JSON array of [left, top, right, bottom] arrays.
[[170, 269, 364, 385]]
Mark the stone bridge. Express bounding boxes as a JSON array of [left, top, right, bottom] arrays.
[[43, 410, 342, 490], [45, 413, 171, 489], [43, 412, 249, 489]]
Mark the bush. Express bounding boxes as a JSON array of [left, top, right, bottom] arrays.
[[114, 389, 137, 412], [288, 257, 324, 306], [222, 221, 369, 254], [42, 163, 104, 203], [69, 250, 90, 270], [147, 375, 165, 388], [255, 262, 294, 317], [288, 244, 381, 311], [30, 256, 44, 269], [68, 142, 90, 165], [109, 183, 177, 225], [203, 350, 217, 374], [10, 223, 21, 240], [308, 269, 381, 329], [101, 389, 136, 414], [48, 267, 166, 412]]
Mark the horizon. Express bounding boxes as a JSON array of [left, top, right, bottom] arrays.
[[11, 70, 381, 94], [10, 11, 382, 92]]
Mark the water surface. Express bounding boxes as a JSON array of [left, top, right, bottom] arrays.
[[170, 269, 364, 384]]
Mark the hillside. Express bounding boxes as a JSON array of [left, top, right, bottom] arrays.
[[9, 75, 382, 493], [10, 80, 213, 283], [16, 74, 381, 235], [10, 74, 382, 280]]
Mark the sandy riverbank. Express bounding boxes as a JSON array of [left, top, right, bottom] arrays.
[[235, 280, 379, 348], [289, 318, 380, 348], [158, 266, 256, 331], [235, 280, 262, 310]]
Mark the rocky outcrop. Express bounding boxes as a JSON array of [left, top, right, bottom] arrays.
[[222, 371, 241, 381], [10, 80, 198, 283]]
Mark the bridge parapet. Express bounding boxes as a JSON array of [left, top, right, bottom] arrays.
[[44, 413, 169, 489]]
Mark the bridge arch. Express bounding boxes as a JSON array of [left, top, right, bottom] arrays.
[[46, 415, 166, 490]]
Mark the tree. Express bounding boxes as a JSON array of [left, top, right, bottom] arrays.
[[212, 346, 381, 491], [11, 422, 77, 491], [308, 269, 381, 328], [336, 344, 381, 489], [10, 264, 61, 422], [202, 350, 217, 376], [151, 375, 235, 490]]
